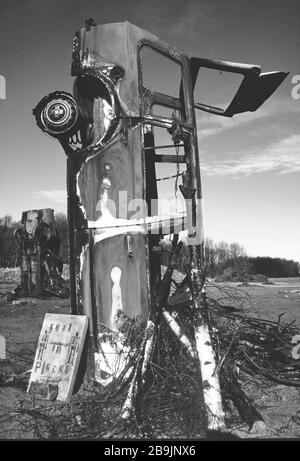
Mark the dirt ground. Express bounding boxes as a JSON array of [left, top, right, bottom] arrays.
[[0, 269, 299, 439], [0, 272, 69, 439], [208, 277, 300, 328]]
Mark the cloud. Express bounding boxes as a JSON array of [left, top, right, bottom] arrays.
[[32, 190, 67, 203], [202, 134, 300, 177], [197, 97, 300, 139], [163, 3, 212, 40], [133, 0, 212, 41]]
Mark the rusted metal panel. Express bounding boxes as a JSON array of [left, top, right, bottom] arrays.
[[13, 208, 65, 298], [73, 22, 163, 115], [190, 57, 288, 117]]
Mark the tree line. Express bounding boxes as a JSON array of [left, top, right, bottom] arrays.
[[161, 237, 299, 278], [203, 239, 299, 278], [0, 214, 299, 278]]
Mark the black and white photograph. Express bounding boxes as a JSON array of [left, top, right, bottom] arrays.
[[0, 0, 299, 443]]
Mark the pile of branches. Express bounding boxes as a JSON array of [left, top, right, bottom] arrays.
[[88, 269, 300, 435], [161, 274, 300, 431], [168, 276, 300, 388], [210, 299, 300, 388]]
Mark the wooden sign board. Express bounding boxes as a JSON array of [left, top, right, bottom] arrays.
[[27, 313, 88, 402]]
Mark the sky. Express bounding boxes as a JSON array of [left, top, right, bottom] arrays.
[[0, 0, 299, 262]]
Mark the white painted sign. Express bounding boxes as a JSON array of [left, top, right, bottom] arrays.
[[27, 313, 88, 401]]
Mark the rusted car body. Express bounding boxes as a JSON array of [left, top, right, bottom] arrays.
[[14, 208, 63, 296], [33, 21, 287, 425]]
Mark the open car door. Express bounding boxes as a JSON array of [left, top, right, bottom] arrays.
[[189, 57, 288, 117]]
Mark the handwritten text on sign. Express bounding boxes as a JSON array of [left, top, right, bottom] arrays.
[[27, 313, 88, 401]]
